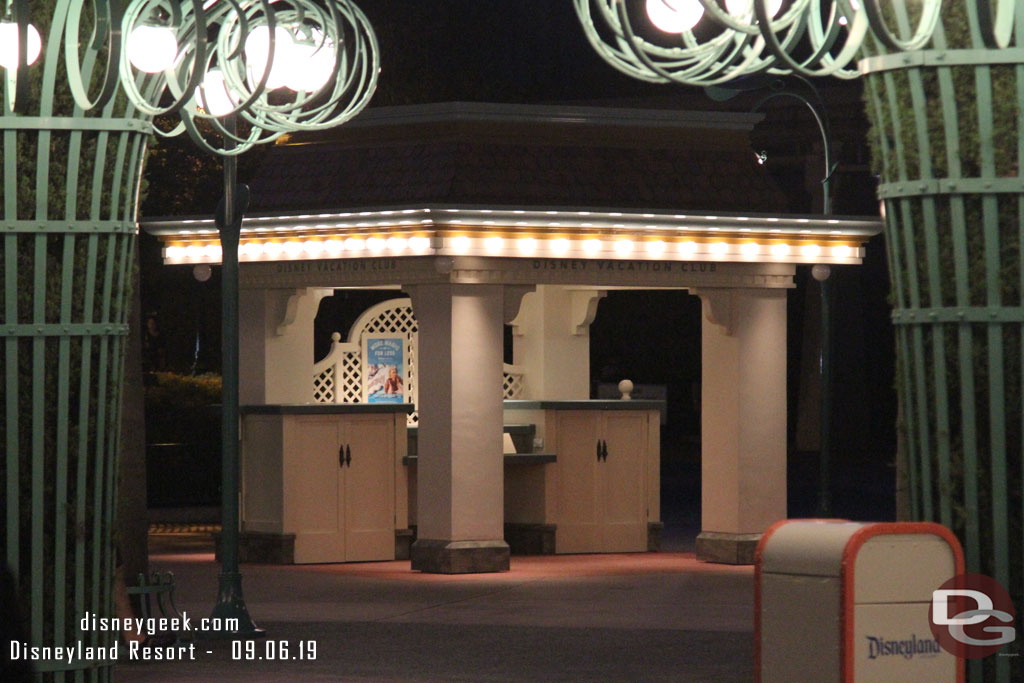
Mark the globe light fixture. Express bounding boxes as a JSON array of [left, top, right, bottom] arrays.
[[0, 20, 42, 69], [126, 24, 178, 73], [645, 0, 702, 33]]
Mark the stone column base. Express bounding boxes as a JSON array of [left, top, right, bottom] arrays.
[[411, 539, 510, 574], [696, 531, 762, 565]]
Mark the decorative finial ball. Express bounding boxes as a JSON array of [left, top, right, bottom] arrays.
[[618, 379, 634, 400], [811, 264, 832, 282], [331, 332, 341, 343]]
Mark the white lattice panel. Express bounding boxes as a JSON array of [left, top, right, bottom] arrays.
[[313, 366, 335, 403], [339, 351, 362, 403], [503, 370, 525, 400]]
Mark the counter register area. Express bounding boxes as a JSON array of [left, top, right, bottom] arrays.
[[144, 103, 883, 573]]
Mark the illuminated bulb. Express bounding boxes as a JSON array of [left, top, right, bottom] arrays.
[[409, 236, 431, 252], [725, 0, 783, 18], [645, 0, 703, 33], [801, 243, 822, 257], [241, 242, 264, 258], [678, 241, 698, 256], [367, 237, 386, 253], [451, 236, 471, 253], [303, 241, 322, 255], [289, 28, 335, 92], [344, 237, 365, 251], [203, 244, 222, 259], [387, 237, 408, 252], [833, 245, 853, 258], [740, 242, 760, 257], [185, 245, 204, 259], [127, 25, 178, 73], [614, 239, 634, 256], [284, 241, 303, 257], [244, 25, 296, 90], [196, 69, 238, 116], [0, 22, 42, 69], [710, 242, 729, 256], [582, 238, 602, 255], [518, 237, 537, 254], [325, 239, 344, 255], [484, 236, 504, 254], [165, 246, 185, 259], [770, 243, 790, 257], [264, 242, 283, 257], [550, 238, 570, 255], [646, 240, 666, 256]]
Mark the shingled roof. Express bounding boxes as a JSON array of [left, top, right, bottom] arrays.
[[248, 102, 788, 215]]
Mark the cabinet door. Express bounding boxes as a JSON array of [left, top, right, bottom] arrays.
[[342, 415, 395, 561], [554, 411, 601, 553], [290, 417, 344, 563], [600, 412, 648, 552]]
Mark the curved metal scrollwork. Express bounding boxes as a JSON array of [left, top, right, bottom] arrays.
[[2, 0, 378, 154], [574, 0, 947, 86]]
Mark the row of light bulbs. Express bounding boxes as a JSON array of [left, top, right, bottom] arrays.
[[166, 236, 856, 260]]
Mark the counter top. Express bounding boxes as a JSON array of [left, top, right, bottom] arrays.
[[241, 403, 415, 415], [503, 400, 665, 411]]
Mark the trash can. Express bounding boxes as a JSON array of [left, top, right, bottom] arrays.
[[755, 520, 964, 683]]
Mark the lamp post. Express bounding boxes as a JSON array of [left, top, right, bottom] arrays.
[[120, 0, 379, 635]]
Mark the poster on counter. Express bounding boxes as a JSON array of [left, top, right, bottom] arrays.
[[363, 335, 406, 404]]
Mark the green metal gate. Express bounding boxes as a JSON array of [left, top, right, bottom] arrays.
[[1, 2, 152, 680]]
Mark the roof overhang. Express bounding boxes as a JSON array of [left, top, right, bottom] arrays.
[[143, 204, 883, 267]]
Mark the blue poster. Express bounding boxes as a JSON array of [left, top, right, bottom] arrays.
[[364, 336, 405, 404]]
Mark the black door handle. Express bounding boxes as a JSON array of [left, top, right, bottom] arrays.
[[339, 444, 345, 468], [601, 440, 608, 462], [597, 440, 601, 462], [345, 444, 352, 467]]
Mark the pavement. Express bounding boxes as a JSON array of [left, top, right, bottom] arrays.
[[114, 530, 755, 682]]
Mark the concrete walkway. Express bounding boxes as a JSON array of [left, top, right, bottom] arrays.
[[116, 533, 754, 682]]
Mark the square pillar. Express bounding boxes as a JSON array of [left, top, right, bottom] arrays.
[[510, 286, 605, 399], [239, 288, 328, 405], [695, 288, 787, 564], [406, 283, 512, 573]]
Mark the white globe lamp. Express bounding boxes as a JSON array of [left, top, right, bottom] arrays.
[[126, 24, 178, 73], [0, 21, 42, 69], [645, 0, 703, 34]]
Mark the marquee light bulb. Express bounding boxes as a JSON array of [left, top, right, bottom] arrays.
[[387, 237, 408, 252], [325, 239, 344, 255], [646, 0, 704, 33], [518, 237, 537, 254], [127, 24, 178, 73], [614, 239, 634, 255], [0, 22, 42, 69], [833, 245, 853, 258], [710, 242, 729, 255], [366, 237, 386, 253], [802, 243, 822, 257], [770, 243, 790, 257], [740, 242, 760, 257], [550, 238, 570, 255], [451, 236, 471, 253], [264, 242, 283, 257], [409, 236, 431, 252], [646, 240, 666, 256]]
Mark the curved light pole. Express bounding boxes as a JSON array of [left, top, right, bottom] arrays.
[[118, 0, 379, 636]]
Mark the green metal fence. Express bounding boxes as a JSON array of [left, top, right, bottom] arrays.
[[861, 4, 1022, 681], [1, 3, 152, 680]]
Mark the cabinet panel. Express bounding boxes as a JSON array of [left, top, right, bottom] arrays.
[[343, 415, 396, 561], [290, 417, 344, 563], [601, 412, 648, 552], [554, 411, 601, 553]]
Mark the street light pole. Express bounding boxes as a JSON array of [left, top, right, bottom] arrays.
[[210, 113, 257, 633]]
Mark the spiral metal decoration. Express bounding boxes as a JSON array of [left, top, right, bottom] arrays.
[[119, 0, 379, 155], [574, 0, 949, 85]]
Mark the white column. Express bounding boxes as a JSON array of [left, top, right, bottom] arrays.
[[510, 285, 604, 399], [407, 283, 522, 573], [239, 288, 328, 405], [695, 288, 788, 564]]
